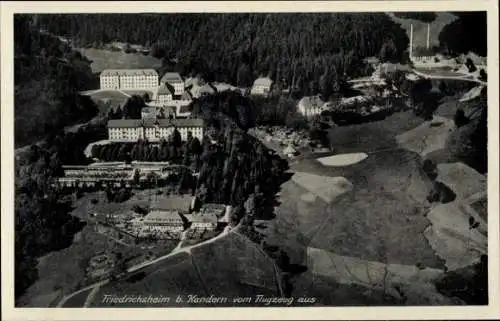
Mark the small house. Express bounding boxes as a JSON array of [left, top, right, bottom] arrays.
[[250, 77, 273, 97]]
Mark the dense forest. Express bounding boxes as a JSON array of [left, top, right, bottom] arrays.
[[14, 15, 99, 147], [438, 12, 487, 57], [35, 13, 409, 95]]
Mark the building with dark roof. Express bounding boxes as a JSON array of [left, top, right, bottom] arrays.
[[107, 118, 204, 142]]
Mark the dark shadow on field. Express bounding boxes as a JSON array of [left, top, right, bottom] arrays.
[[125, 271, 147, 283]]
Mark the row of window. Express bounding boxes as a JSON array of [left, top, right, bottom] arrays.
[[109, 128, 203, 141]]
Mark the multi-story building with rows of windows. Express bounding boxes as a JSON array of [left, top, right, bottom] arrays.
[[160, 72, 184, 96], [107, 118, 204, 142], [100, 69, 159, 90]]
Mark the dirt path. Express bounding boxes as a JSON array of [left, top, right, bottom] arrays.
[[57, 225, 233, 307]]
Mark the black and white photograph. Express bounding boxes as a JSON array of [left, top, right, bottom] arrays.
[[1, 0, 498, 319]]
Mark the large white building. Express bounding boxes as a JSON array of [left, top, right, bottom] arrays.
[[160, 72, 184, 95], [107, 118, 204, 142], [100, 69, 159, 90]]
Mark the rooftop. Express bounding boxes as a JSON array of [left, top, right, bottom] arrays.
[[157, 85, 173, 95], [161, 72, 184, 84], [107, 118, 204, 128], [100, 69, 158, 77], [253, 77, 273, 87]]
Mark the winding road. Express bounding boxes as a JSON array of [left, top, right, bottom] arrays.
[[57, 225, 232, 307], [411, 68, 487, 85]]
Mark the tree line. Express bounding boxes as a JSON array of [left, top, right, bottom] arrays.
[[91, 134, 202, 169], [35, 13, 410, 97]]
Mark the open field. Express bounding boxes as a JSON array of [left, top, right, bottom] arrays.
[[262, 110, 453, 304], [425, 201, 487, 271], [436, 162, 487, 200], [306, 149, 442, 268], [395, 115, 455, 157], [292, 172, 353, 203], [307, 247, 443, 286], [88, 90, 130, 114], [190, 232, 279, 296], [77, 48, 162, 73], [326, 110, 425, 154]]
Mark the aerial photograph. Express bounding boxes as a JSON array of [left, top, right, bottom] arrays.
[[13, 11, 488, 308]]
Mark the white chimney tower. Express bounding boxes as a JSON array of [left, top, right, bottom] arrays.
[[427, 23, 430, 49], [409, 23, 414, 60]]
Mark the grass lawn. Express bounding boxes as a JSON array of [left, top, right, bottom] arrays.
[[89, 90, 130, 111], [191, 232, 279, 297], [77, 48, 162, 73], [304, 149, 443, 268], [326, 111, 425, 154], [263, 110, 448, 304]]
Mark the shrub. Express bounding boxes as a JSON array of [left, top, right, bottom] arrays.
[[114, 188, 132, 203], [90, 198, 98, 204], [453, 109, 469, 128], [132, 205, 148, 215]]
